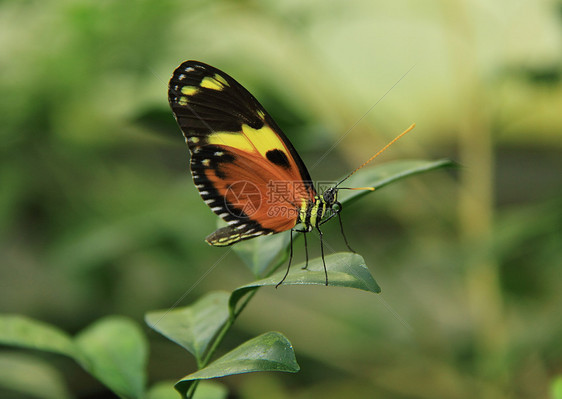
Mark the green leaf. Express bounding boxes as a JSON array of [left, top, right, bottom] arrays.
[[145, 291, 230, 362], [338, 159, 456, 205], [75, 316, 147, 399], [233, 231, 290, 277], [229, 253, 379, 313], [0, 352, 72, 399], [0, 314, 85, 365], [175, 332, 299, 397], [0, 314, 148, 399]]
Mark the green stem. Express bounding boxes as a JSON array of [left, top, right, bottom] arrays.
[[185, 289, 259, 398], [186, 248, 290, 398], [201, 289, 258, 366], [185, 380, 199, 398]]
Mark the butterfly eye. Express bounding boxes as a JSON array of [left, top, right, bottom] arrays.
[[322, 188, 335, 204]]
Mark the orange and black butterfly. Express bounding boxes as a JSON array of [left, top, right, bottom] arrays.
[[168, 61, 413, 286]]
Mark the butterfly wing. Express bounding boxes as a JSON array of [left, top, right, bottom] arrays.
[[168, 60, 316, 246]]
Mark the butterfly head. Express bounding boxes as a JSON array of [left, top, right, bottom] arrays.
[[322, 187, 343, 214]]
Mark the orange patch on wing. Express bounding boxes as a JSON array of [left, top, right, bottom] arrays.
[[204, 146, 314, 232]]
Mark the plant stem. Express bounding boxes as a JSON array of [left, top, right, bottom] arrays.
[[186, 249, 289, 398], [201, 289, 259, 366], [184, 288, 259, 398]]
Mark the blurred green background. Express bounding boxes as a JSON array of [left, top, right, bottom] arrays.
[[1, 0, 561, 398]]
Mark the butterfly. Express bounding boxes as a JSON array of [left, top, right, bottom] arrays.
[[168, 61, 414, 286]]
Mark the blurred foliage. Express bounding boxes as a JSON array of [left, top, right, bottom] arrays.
[[0, 0, 561, 398]]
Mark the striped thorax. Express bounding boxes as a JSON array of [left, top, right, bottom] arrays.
[[296, 187, 341, 232]]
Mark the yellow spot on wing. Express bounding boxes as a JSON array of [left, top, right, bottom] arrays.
[[207, 124, 290, 160], [178, 96, 188, 105], [201, 77, 224, 91], [241, 124, 288, 158], [207, 132, 253, 152], [181, 86, 198, 95], [214, 74, 229, 87]]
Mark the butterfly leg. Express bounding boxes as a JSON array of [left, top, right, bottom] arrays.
[[338, 212, 356, 253], [317, 226, 328, 286], [301, 233, 309, 270], [276, 229, 294, 288]]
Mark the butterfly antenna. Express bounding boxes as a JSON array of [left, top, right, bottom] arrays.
[[335, 123, 416, 188]]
